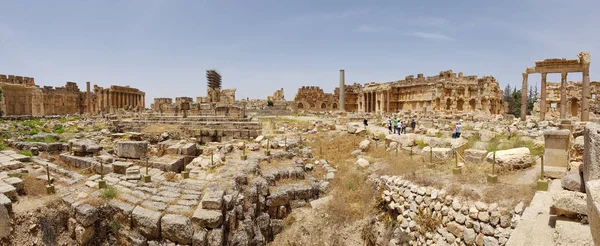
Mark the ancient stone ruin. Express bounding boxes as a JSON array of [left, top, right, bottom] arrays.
[[0, 74, 144, 116], [294, 69, 504, 116]]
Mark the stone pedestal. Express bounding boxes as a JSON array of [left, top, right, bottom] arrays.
[[98, 179, 107, 189], [143, 175, 151, 183], [537, 178, 549, 191], [181, 171, 189, 179], [46, 184, 56, 194], [240, 155, 247, 160], [487, 174, 498, 184], [559, 119, 573, 133], [544, 129, 570, 167]]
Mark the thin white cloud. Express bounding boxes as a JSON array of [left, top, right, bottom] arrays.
[[406, 32, 455, 41], [354, 25, 385, 33], [277, 9, 371, 27]]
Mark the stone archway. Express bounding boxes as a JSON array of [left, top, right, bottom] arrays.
[[469, 99, 476, 111], [571, 98, 579, 117], [297, 102, 304, 109], [332, 103, 338, 109], [321, 102, 327, 110], [481, 98, 488, 112], [457, 98, 464, 111], [434, 98, 441, 110], [446, 98, 452, 110]]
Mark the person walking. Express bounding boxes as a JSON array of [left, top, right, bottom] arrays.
[[507, 125, 512, 140], [387, 118, 393, 134], [402, 121, 407, 134], [410, 119, 416, 132], [455, 122, 462, 138], [363, 117, 368, 127], [393, 118, 399, 134], [451, 123, 457, 139]]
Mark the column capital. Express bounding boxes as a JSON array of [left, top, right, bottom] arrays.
[[522, 73, 528, 80], [541, 73, 547, 79]]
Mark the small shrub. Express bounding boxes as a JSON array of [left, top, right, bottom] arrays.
[[267, 100, 274, 106], [164, 172, 177, 181], [415, 139, 426, 149], [415, 207, 442, 235], [101, 186, 118, 199], [53, 125, 65, 134], [435, 132, 443, 138], [20, 150, 33, 157]]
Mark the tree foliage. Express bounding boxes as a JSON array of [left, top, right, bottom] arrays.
[[503, 84, 538, 116]]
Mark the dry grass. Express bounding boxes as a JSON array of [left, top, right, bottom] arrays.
[[23, 174, 48, 196], [415, 207, 442, 235], [142, 124, 181, 133], [309, 134, 375, 224], [163, 172, 177, 182], [482, 183, 537, 207]]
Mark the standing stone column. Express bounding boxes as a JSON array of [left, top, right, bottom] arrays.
[[540, 73, 547, 120], [386, 90, 390, 113], [560, 72, 568, 119], [520, 73, 528, 121], [108, 91, 112, 113], [339, 69, 345, 111], [86, 82, 91, 114], [366, 92, 370, 113], [582, 68, 591, 121]]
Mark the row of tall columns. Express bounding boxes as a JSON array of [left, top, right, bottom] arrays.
[[107, 91, 145, 112], [522, 69, 590, 121]]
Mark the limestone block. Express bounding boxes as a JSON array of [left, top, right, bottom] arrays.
[[544, 129, 570, 167], [192, 208, 223, 228], [68, 138, 102, 154], [112, 161, 133, 174], [75, 224, 95, 245], [117, 141, 148, 159], [108, 200, 134, 229], [586, 179, 600, 246], [386, 134, 415, 147], [552, 190, 587, 217], [161, 214, 193, 244], [486, 147, 532, 169], [584, 124, 600, 184], [0, 184, 17, 201], [75, 204, 98, 227], [148, 155, 185, 173], [562, 169, 584, 192], [359, 139, 370, 151], [132, 206, 162, 239], [207, 228, 224, 246], [0, 205, 10, 240], [464, 149, 488, 164], [201, 190, 224, 210], [2, 177, 23, 195], [0, 194, 11, 214]]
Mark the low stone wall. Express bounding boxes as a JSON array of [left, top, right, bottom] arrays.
[[377, 176, 521, 245]]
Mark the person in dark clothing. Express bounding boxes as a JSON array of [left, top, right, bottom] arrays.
[[363, 117, 368, 127], [387, 118, 393, 134], [410, 119, 416, 132]]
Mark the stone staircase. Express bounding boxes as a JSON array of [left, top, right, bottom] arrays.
[[506, 180, 594, 246]]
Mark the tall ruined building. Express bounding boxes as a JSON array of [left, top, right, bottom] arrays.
[[206, 70, 222, 89]]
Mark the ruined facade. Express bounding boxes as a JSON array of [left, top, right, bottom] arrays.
[[533, 81, 600, 119], [268, 88, 285, 102], [294, 70, 504, 115], [150, 70, 245, 117], [0, 74, 145, 116], [522, 51, 591, 121]]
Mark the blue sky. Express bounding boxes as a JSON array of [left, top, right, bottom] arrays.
[[1, 0, 598, 105]]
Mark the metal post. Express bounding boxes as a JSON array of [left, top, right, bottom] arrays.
[[145, 158, 149, 176], [211, 150, 214, 166], [46, 163, 51, 184], [429, 147, 433, 164], [493, 151, 496, 175], [541, 155, 545, 178]]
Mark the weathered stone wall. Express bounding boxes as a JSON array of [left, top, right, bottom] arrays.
[[377, 176, 519, 245], [584, 123, 600, 245], [294, 70, 504, 115], [41, 82, 83, 115], [0, 74, 145, 116], [534, 81, 600, 119]]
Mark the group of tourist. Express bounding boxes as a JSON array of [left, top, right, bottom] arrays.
[[451, 121, 462, 139], [387, 118, 416, 135]]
